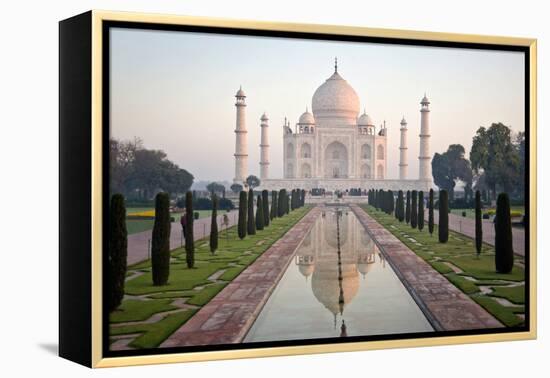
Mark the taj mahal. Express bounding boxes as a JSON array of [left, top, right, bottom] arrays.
[[233, 59, 433, 192]]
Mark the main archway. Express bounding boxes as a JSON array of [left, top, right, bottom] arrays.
[[324, 141, 348, 178]]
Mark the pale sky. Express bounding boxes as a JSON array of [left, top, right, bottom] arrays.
[[110, 27, 525, 182]]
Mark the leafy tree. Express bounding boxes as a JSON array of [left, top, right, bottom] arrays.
[[206, 182, 225, 197], [475, 190, 483, 257], [185, 191, 195, 268], [152, 192, 171, 285], [108, 194, 127, 312], [247, 188, 256, 235], [470, 123, 520, 200], [262, 190, 270, 227], [246, 175, 261, 189], [209, 195, 218, 255], [405, 190, 411, 224], [256, 195, 264, 231], [411, 190, 418, 228], [237, 191, 247, 239], [230, 183, 243, 194], [432, 144, 472, 201], [438, 190, 449, 243], [110, 137, 194, 200], [428, 189, 434, 236], [418, 191, 425, 231], [495, 193, 514, 273]]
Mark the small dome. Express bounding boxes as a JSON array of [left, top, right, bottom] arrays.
[[400, 116, 407, 125], [236, 86, 246, 97], [357, 110, 374, 126], [298, 264, 315, 277], [261, 112, 268, 121], [298, 108, 315, 125]]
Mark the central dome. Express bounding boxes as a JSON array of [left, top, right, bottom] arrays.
[[312, 70, 360, 121]]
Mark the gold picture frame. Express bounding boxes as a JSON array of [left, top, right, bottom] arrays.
[[59, 10, 537, 368]]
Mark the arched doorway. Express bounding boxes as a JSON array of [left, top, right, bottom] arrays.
[[324, 141, 348, 178]]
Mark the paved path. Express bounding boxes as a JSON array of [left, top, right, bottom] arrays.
[[430, 210, 525, 256], [160, 206, 321, 347], [127, 210, 239, 266], [351, 205, 502, 331]]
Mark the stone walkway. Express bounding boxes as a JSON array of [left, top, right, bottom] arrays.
[[127, 210, 239, 265], [160, 206, 321, 347], [430, 210, 525, 256], [351, 205, 503, 331]]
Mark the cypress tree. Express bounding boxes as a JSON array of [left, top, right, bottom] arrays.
[[397, 190, 404, 222], [108, 193, 127, 312], [270, 190, 277, 220], [405, 190, 411, 224], [411, 190, 418, 229], [286, 191, 290, 214], [389, 190, 394, 215], [209, 195, 219, 255], [185, 191, 195, 268], [278, 189, 286, 217], [418, 191, 425, 231], [238, 191, 247, 239], [438, 190, 449, 243], [262, 190, 270, 227], [301, 189, 306, 207], [475, 190, 483, 256], [152, 192, 171, 285], [256, 195, 264, 231], [374, 190, 379, 210], [495, 193, 514, 273], [428, 189, 435, 236], [247, 188, 256, 235]]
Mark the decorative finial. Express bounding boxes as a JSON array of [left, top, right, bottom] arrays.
[[334, 57, 338, 72], [306, 106, 308, 112]]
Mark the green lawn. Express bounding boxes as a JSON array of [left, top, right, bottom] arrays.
[[450, 206, 525, 220], [361, 205, 525, 328], [125, 209, 226, 235], [110, 206, 312, 348]]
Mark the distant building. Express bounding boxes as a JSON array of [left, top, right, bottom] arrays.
[[233, 59, 433, 191]]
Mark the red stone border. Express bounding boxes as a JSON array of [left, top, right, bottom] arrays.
[[350, 205, 503, 331], [161, 206, 321, 347]]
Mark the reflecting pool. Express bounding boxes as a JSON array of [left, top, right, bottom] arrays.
[[244, 207, 434, 342]]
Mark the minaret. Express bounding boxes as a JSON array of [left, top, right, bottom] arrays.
[[259, 112, 270, 180], [399, 116, 408, 180], [419, 94, 431, 181], [233, 86, 248, 184]]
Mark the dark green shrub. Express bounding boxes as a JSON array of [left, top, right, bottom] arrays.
[[475, 190, 483, 256], [247, 188, 256, 235], [108, 194, 127, 312], [262, 190, 270, 227], [397, 190, 404, 222], [209, 195, 218, 255], [495, 193, 514, 273], [256, 195, 264, 231], [388, 190, 394, 215], [411, 190, 418, 229], [270, 190, 277, 220], [418, 191, 424, 231], [462, 211, 467, 217], [405, 190, 411, 224], [185, 191, 195, 268], [428, 189, 434, 236], [152, 192, 171, 285], [238, 191, 247, 239], [278, 189, 286, 217], [438, 190, 449, 243], [193, 211, 199, 220]]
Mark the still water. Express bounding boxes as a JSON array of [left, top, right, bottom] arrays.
[[244, 207, 434, 342]]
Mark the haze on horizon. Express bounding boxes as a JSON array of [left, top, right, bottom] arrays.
[[110, 27, 525, 183]]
